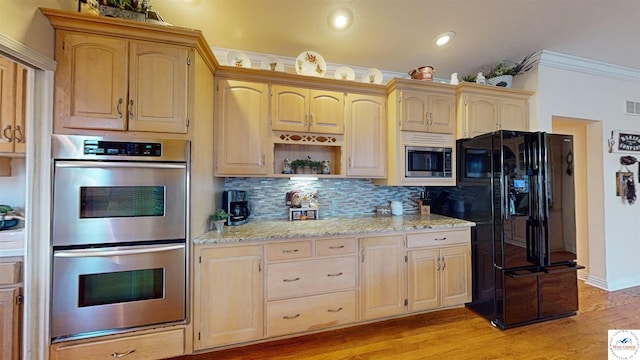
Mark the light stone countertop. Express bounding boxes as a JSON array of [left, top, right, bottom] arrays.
[[195, 214, 476, 245]]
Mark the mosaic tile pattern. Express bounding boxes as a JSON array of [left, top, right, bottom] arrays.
[[224, 177, 426, 220], [195, 213, 475, 244]]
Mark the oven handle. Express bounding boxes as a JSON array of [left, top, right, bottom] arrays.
[[55, 161, 186, 170], [54, 244, 184, 258]]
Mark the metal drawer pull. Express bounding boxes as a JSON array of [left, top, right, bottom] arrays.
[[116, 98, 123, 119], [281, 249, 299, 253], [328, 245, 345, 249], [327, 307, 343, 313], [434, 237, 447, 241], [327, 272, 343, 277], [111, 349, 135, 358], [283, 314, 300, 320], [283, 277, 300, 282]]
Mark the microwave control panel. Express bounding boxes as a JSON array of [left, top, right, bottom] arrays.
[[83, 140, 162, 157]]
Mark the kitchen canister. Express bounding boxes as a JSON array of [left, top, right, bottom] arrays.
[[390, 201, 403, 216]]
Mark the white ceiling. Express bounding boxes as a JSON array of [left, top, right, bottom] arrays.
[[150, 0, 640, 79]]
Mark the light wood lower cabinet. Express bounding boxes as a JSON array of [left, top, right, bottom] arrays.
[[193, 229, 471, 352], [267, 290, 356, 337], [358, 235, 406, 320], [406, 229, 472, 312], [193, 245, 264, 349], [49, 328, 184, 360], [0, 259, 21, 360]]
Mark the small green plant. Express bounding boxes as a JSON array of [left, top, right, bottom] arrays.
[[209, 208, 228, 221], [100, 0, 150, 13], [486, 53, 536, 78], [291, 159, 308, 170]]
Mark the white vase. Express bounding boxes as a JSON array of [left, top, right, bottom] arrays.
[[476, 72, 486, 85], [449, 72, 459, 85]]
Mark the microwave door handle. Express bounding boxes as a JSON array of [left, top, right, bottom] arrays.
[[54, 244, 184, 258], [54, 161, 186, 170]]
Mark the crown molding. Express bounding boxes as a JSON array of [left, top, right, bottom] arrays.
[[539, 50, 640, 82], [0, 33, 56, 71]]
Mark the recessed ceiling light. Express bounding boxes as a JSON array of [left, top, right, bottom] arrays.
[[329, 8, 353, 31], [435, 31, 455, 46]]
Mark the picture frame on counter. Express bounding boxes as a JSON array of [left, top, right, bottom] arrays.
[[289, 207, 319, 221]]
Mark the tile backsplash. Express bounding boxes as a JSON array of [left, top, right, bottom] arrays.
[[224, 177, 426, 220]]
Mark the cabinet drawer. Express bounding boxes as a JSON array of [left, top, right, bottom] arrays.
[[406, 228, 469, 248], [267, 241, 312, 261], [267, 256, 356, 300], [50, 328, 184, 360], [0, 261, 21, 285], [316, 238, 356, 256], [267, 290, 356, 337]]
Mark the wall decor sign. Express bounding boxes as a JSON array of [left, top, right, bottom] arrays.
[[608, 130, 640, 153]]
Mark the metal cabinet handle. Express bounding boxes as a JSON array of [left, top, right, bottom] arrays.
[[305, 112, 309, 126], [434, 237, 447, 241], [13, 125, 23, 143], [128, 99, 134, 120], [116, 98, 123, 119], [281, 249, 299, 253], [327, 307, 343, 313], [283, 314, 300, 320], [327, 272, 343, 277], [309, 112, 314, 125], [328, 245, 345, 249], [283, 277, 300, 282], [2, 125, 12, 141], [111, 349, 135, 358], [436, 257, 441, 271], [442, 258, 446, 270]]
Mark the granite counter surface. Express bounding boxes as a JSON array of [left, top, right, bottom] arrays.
[[195, 214, 476, 245]]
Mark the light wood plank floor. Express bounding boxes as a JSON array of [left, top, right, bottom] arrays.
[[173, 282, 640, 360]]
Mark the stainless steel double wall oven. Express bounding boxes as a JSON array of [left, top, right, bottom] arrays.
[[50, 135, 189, 341]]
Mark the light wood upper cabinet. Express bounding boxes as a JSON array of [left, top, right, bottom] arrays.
[[54, 31, 191, 133], [399, 89, 455, 134], [359, 235, 405, 321], [346, 93, 386, 178], [271, 85, 344, 134], [215, 79, 269, 175], [193, 245, 264, 349], [456, 83, 532, 139], [0, 58, 26, 154]]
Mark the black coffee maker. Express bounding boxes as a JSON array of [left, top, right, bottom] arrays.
[[223, 190, 250, 225]]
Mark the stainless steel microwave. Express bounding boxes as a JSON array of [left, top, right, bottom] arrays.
[[405, 146, 453, 178]]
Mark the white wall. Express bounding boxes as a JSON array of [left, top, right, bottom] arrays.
[[524, 51, 640, 291]]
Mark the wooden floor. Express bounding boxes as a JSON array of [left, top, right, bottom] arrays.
[[172, 282, 640, 360]]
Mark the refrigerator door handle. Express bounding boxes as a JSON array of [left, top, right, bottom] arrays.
[[506, 269, 543, 278], [542, 264, 586, 274], [504, 175, 511, 221]]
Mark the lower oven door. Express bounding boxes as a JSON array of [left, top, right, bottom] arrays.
[[51, 242, 186, 340]]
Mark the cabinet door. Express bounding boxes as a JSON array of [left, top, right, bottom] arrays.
[[359, 235, 405, 320], [128, 41, 190, 133], [346, 93, 386, 177], [0, 57, 16, 153], [440, 245, 472, 307], [309, 89, 344, 134], [399, 90, 429, 132], [271, 85, 309, 132], [407, 248, 439, 312], [464, 94, 499, 138], [499, 98, 528, 132], [194, 245, 264, 349], [56, 31, 128, 131], [0, 288, 19, 360], [427, 94, 455, 134], [216, 80, 269, 175], [12, 64, 26, 153]]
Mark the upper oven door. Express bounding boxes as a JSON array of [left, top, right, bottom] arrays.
[[53, 161, 187, 246]]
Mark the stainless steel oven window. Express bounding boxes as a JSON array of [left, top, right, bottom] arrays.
[[80, 186, 165, 218], [78, 268, 164, 307]]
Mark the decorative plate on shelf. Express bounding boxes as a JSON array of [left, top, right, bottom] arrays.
[[334, 66, 355, 81], [225, 51, 251, 68], [260, 55, 285, 72], [362, 68, 383, 84], [295, 51, 326, 77]]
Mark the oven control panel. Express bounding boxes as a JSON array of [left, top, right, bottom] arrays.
[[84, 140, 162, 157]]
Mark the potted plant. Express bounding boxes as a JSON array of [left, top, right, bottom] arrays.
[[309, 160, 322, 174], [91, 0, 151, 20], [291, 159, 308, 174], [485, 53, 537, 87], [209, 208, 228, 232]]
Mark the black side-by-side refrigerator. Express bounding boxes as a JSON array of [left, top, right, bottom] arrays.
[[457, 130, 584, 329]]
